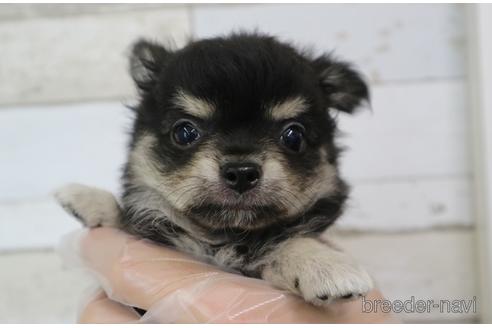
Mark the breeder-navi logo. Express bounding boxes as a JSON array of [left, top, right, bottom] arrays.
[[361, 296, 477, 314]]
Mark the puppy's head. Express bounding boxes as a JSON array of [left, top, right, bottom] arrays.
[[124, 33, 368, 231]]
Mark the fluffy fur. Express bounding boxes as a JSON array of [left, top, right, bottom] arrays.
[[56, 32, 373, 305]]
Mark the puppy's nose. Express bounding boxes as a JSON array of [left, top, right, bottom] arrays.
[[221, 163, 261, 194]]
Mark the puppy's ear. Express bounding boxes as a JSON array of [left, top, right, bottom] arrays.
[[129, 39, 173, 92], [312, 55, 370, 114]]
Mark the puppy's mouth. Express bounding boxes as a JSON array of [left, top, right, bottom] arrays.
[[186, 194, 284, 230], [173, 179, 295, 229]]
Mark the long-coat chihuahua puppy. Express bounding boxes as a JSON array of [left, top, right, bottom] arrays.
[[56, 32, 373, 306]]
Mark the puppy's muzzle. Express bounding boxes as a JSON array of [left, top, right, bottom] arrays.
[[221, 162, 261, 194]]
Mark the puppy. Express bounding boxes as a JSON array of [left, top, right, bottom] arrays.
[[56, 32, 373, 306]]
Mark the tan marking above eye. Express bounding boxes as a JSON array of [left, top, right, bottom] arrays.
[[172, 89, 216, 119], [267, 96, 308, 121]]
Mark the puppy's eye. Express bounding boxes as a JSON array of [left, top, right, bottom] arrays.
[[172, 121, 201, 146], [280, 123, 306, 153]]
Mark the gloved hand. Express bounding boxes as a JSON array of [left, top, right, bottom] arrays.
[[60, 227, 396, 323]]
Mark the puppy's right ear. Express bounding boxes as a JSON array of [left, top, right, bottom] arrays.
[[129, 39, 172, 92]]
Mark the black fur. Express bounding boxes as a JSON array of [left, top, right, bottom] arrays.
[[120, 32, 369, 276]]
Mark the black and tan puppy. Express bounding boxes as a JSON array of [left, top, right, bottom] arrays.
[[56, 32, 373, 306]]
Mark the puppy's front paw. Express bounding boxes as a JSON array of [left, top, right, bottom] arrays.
[[294, 255, 373, 306], [261, 237, 373, 306], [54, 183, 121, 228]]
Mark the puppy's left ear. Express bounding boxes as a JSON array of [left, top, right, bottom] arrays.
[[312, 55, 370, 114]]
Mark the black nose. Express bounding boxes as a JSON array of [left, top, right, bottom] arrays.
[[221, 163, 261, 194]]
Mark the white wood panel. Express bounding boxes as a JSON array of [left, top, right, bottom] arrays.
[[0, 4, 176, 21], [0, 103, 129, 201], [0, 7, 190, 106], [0, 197, 80, 251], [0, 251, 93, 323], [339, 176, 472, 231], [339, 80, 469, 180], [191, 4, 465, 83]]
